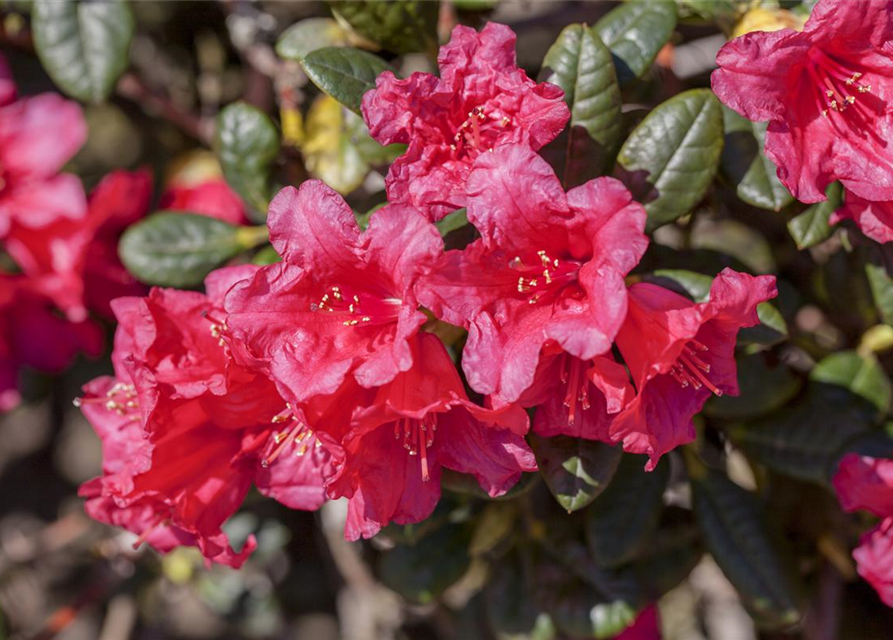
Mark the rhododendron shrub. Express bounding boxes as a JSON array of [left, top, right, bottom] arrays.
[[9, 1, 893, 637]]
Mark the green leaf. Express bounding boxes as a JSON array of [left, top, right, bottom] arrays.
[[119, 213, 254, 287], [453, 0, 499, 10], [616, 89, 724, 232], [541, 24, 622, 182], [435, 209, 469, 237], [705, 353, 802, 421], [536, 542, 642, 639], [216, 103, 279, 221], [811, 350, 892, 414], [691, 218, 776, 275], [721, 107, 793, 211], [633, 508, 703, 599], [32, 0, 134, 102], [688, 461, 801, 629], [731, 391, 872, 485], [276, 17, 350, 61], [738, 301, 788, 346], [252, 245, 281, 265], [585, 454, 669, 568], [594, 0, 678, 84], [379, 520, 472, 604], [301, 46, 392, 115], [530, 433, 622, 513], [469, 502, 516, 557], [787, 182, 842, 250], [648, 269, 713, 301], [484, 549, 555, 640], [331, 0, 438, 54]]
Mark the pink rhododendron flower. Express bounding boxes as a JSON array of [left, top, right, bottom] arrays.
[[362, 22, 569, 220], [225, 181, 536, 539], [830, 191, 893, 244], [0, 56, 87, 239], [610, 270, 777, 469], [5, 169, 153, 320], [78, 267, 333, 567], [833, 454, 893, 606], [225, 180, 443, 403], [0, 273, 102, 412], [160, 177, 248, 225], [712, 0, 893, 204], [418, 145, 648, 411]]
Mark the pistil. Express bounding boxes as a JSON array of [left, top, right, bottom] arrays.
[[394, 415, 437, 481]]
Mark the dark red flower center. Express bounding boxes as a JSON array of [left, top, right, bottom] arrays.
[[449, 105, 513, 160], [393, 414, 437, 482], [669, 340, 723, 396], [0, 163, 7, 195], [806, 48, 872, 119], [262, 408, 319, 468], [74, 381, 141, 419], [310, 285, 402, 327], [559, 354, 591, 428], [511, 250, 580, 305]]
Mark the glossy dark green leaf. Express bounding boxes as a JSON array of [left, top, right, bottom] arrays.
[[541, 24, 622, 182], [32, 0, 134, 102], [301, 47, 392, 115], [721, 107, 793, 211], [689, 462, 801, 629], [731, 393, 871, 485], [331, 1, 439, 54], [648, 269, 713, 301], [215, 103, 279, 221], [536, 542, 642, 639], [594, 0, 677, 84], [484, 549, 553, 639], [530, 433, 622, 513], [585, 455, 669, 568], [811, 350, 892, 414], [738, 302, 788, 346], [633, 508, 703, 599], [705, 353, 802, 421], [119, 213, 247, 287], [276, 17, 349, 61], [865, 247, 893, 325], [787, 182, 842, 250], [378, 520, 472, 604], [616, 89, 724, 232]]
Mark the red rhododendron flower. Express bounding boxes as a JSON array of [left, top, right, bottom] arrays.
[[712, 0, 893, 204], [226, 181, 536, 538], [609, 270, 777, 469], [78, 267, 333, 566], [225, 180, 443, 403], [419, 145, 648, 410], [0, 273, 102, 412], [160, 177, 248, 225], [362, 22, 569, 220], [830, 191, 893, 244], [833, 454, 893, 606], [0, 56, 87, 239], [5, 169, 153, 320], [309, 333, 534, 540]]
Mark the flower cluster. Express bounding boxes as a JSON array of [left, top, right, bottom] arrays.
[[0, 56, 247, 411], [75, 23, 776, 566], [713, 0, 893, 242]]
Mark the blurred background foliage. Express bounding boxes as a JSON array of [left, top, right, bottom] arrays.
[[3, 1, 893, 639]]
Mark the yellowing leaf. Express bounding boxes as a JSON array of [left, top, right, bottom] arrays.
[[301, 94, 370, 195]]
